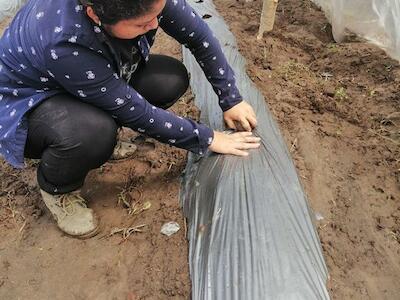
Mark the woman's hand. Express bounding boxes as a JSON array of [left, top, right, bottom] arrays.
[[223, 101, 257, 132], [209, 131, 261, 156]]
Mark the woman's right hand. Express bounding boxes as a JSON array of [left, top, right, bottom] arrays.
[[208, 131, 261, 156]]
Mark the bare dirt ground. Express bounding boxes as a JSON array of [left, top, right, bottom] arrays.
[[1, 0, 400, 299], [214, 0, 400, 299]]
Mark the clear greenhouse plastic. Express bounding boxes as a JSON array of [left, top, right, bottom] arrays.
[[311, 0, 400, 61], [180, 0, 329, 299], [0, 0, 25, 23]]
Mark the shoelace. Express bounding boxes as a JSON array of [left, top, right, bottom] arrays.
[[55, 193, 88, 216]]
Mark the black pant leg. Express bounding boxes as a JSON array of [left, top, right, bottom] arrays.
[[24, 94, 118, 194], [129, 54, 189, 109]]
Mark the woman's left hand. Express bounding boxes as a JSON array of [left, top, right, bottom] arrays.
[[223, 101, 257, 131]]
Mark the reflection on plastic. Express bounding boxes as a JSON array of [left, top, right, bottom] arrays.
[[180, 0, 330, 299], [311, 0, 400, 61]]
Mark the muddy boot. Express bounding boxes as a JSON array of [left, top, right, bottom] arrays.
[[130, 135, 156, 152], [40, 190, 100, 239], [110, 140, 138, 160]]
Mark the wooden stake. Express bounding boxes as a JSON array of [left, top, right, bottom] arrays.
[[257, 0, 279, 40]]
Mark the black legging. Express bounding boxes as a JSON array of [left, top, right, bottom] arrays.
[[24, 55, 189, 194]]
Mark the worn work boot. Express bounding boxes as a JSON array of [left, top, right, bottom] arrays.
[[40, 190, 100, 239], [130, 135, 156, 152], [110, 140, 138, 160]]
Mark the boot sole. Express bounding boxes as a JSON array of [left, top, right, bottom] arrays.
[[73, 224, 101, 239], [62, 223, 101, 239]]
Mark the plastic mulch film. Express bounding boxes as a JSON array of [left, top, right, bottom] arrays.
[[0, 0, 25, 23], [311, 0, 400, 61], [180, 1, 330, 299]]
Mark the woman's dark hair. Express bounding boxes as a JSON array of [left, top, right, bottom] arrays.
[[80, 0, 159, 25]]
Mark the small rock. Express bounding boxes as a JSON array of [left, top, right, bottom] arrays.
[[315, 212, 324, 221], [161, 222, 180, 236]]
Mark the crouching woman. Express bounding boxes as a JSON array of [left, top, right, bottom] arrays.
[[0, 0, 259, 238]]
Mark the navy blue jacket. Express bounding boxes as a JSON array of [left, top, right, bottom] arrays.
[[0, 0, 243, 167]]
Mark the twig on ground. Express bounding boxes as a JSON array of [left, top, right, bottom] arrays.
[[368, 129, 400, 145], [290, 137, 298, 153], [168, 162, 176, 172], [99, 224, 148, 242]]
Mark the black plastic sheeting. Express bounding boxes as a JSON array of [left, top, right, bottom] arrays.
[[180, 1, 330, 299]]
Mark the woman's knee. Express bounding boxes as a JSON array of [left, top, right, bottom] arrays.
[[36, 115, 117, 194], [28, 94, 118, 166], [74, 111, 118, 164], [130, 54, 189, 108]]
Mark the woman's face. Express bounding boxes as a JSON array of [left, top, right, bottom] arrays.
[[87, 0, 167, 39]]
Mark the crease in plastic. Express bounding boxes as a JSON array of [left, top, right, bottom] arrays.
[[180, 1, 330, 299], [311, 0, 400, 61]]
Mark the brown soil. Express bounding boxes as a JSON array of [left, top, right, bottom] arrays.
[[1, 0, 400, 299], [214, 0, 400, 299]]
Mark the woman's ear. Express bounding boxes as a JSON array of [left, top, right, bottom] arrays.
[[86, 6, 101, 25]]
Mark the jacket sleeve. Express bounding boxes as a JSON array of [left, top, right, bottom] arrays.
[[44, 41, 214, 154], [159, 0, 243, 112]]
